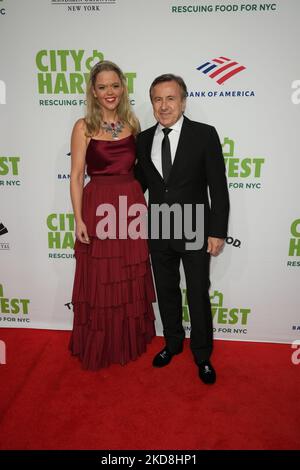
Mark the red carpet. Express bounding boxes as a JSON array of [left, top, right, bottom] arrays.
[[0, 328, 299, 450]]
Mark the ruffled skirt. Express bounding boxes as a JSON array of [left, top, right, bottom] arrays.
[[69, 173, 156, 370]]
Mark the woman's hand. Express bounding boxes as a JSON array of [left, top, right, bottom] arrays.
[[76, 220, 90, 244]]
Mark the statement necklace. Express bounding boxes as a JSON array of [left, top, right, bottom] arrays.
[[101, 120, 124, 140]]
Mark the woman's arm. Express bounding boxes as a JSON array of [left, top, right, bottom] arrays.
[[70, 119, 90, 244]]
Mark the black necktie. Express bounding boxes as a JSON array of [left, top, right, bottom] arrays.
[[161, 128, 173, 181]]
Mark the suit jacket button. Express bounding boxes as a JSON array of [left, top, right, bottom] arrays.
[[165, 188, 168, 192]]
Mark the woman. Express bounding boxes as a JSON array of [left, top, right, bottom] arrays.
[[69, 60, 155, 370]]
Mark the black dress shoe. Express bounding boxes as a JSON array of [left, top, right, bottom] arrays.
[[198, 361, 216, 384], [152, 347, 181, 368]]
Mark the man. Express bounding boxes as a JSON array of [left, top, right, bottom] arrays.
[[135, 74, 229, 384]]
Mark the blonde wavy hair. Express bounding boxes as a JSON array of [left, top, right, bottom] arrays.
[[85, 60, 140, 137]]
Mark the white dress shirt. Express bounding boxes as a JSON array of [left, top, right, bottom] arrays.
[[151, 115, 184, 177]]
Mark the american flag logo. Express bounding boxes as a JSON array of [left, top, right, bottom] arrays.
[[196, 57, 246, 85], [0, 223, 8, 236]]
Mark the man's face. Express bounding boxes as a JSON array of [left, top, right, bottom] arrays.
[[151, 80, 186, 128]]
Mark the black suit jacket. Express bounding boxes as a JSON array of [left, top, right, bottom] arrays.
[[134, 116, 230, 252]]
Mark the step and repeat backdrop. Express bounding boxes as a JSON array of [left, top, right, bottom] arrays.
[[0, 0, 299, 344]]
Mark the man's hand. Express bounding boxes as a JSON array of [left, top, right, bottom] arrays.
[[207, 237, 225, 256]]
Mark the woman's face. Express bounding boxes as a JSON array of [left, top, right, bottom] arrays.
[[93, 70, 123, 114]]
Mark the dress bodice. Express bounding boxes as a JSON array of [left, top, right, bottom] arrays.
[[85, 134, 136, 176]]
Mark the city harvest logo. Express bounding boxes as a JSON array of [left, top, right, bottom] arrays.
[[291, 80, 300, 105], [0, 222, 9, 251], [0, 80, 6, 104], [36, 49, 136, 107], [0, 284, 30, 325], [222, 137, 265, 190], [47, 213, 75, 259], [51, 0, 116, 13], [0, 156, 21, 186], [287, 219, 300, 268], [197, 56, 246, 85], [182, 290, 250, 335], [211, 291, 250, 335], [190, 56, 255, 99]]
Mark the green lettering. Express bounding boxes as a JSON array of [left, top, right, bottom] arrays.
[[0, 157, 9, 176], [62, 232, 75, 249], [222, 137, 235, 157], [217, 307, 228, 324], [59, 214, 65, 231], [226, 158, 239, 177], [85, 50, 104, 70], [54, 73, 68, 94], [252, 158, 265, 177], [57, 50, 69, 72], [289, 238, 300, 256], [49, 50, 57, 71], [0, 298, 10, 314], [291, 219, 300, 237], [38, 73, 53, 94], [9, 157, 20, 175], [36, 50, 48, 72], [69, 73, 85, 94], [228, 308, 239, 324], [239, 158, 252, 178], [66, 213, 75, 231], [19, 299, 30, 315], [47, 214, 58, 231], [240, 309, 250, 325], [70, 50, 84, 71], [10, 298, 20, 314], [84, 72, 90, 85], [125, 73, 136, 94], [48, 232, 61, 249]]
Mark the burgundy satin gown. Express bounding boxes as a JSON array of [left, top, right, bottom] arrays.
[[70, 135, 156, 370]]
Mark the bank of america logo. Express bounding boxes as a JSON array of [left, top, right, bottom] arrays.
[[196, 57, 246, 85], [0, 223, 8, 236]]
